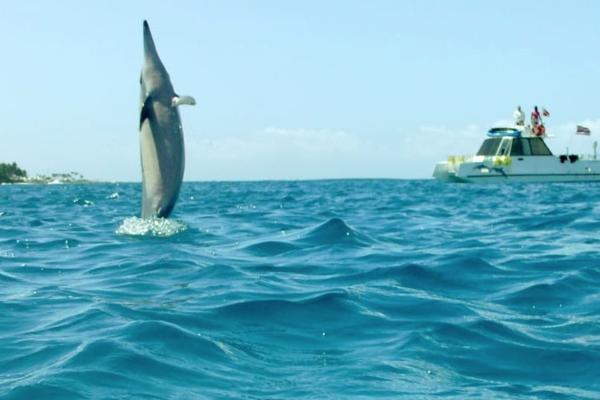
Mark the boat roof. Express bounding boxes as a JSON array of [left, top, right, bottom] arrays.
[[487, 125, 549, 139], [487, 127, 522, 138]]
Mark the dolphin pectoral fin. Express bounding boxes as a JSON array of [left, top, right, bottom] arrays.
[[171, 95, 196, 107], [140, 95, 152, 129]]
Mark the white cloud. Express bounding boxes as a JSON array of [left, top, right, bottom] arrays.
[[412, 123, 482, 157], [194, 127, 362, 162], [186, 127, 379, 180]]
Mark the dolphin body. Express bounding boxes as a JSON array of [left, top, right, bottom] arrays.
[[139, 20, 195, 218]]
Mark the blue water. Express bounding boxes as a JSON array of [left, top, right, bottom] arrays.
[[1, 180, 599, 399]]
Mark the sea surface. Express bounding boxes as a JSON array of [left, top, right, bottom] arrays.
[[1, 180, 599, 399]]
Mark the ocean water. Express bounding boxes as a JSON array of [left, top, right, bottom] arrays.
[[1, 180, 599, 399]]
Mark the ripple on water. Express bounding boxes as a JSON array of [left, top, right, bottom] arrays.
[[243, 240, 299, 256]]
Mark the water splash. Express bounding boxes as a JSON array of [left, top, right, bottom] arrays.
[[115, 217, 187, 237], [72, 198, 94, 207]]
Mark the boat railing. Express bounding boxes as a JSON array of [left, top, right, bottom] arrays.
[[576, 154, 598, 161]]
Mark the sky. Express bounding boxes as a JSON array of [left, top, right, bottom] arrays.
[[2, 1, 600, 181]]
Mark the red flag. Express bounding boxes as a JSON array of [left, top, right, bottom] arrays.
[[576, 125, 591, 135]]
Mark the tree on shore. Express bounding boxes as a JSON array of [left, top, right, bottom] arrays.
[[0, 162, 27, 183]]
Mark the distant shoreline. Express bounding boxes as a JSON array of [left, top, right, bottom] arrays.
[[0, 180, 96, 186], [1, 177, 428, 185]]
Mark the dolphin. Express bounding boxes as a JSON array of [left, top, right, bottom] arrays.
[[139, 20, 195, 218]]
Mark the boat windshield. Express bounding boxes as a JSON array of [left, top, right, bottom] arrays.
[[478, 137, 553, 156], [529, 138, 553, 155], [509, 138, 553, 156], [477, 138, 502, 156]]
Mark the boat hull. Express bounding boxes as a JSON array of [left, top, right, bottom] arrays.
[[433, 156, 600, 183]]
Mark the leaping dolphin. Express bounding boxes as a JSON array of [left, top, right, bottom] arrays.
[[139, 20, 195, 218]]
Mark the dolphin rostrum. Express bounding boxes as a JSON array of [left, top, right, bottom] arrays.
[[139, 20, 195, 219]]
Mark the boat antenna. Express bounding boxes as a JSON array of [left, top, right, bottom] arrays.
[[594, 141, 598, 160]]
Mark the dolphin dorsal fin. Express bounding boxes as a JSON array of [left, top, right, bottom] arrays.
[[172, 95, 196, 107]]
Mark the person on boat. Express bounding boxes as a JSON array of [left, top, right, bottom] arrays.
[[531, 106, 540, 124], [537, 123, 545, 137], [531, 106, 541, 134], [513, 106, 525, 126]]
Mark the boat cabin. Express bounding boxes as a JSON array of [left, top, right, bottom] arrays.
[[477, 127, 553, 157]]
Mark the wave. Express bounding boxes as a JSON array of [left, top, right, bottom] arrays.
[[422, 319, 600, 388], [237, 217, 373, 256], [212, 291, 350, 323], [3, 383, 82, 400], [3, 181, 600, 398], [295, 218, 373, 247], [13, 238, 81, 251], [0, 270, 24, 284], [119, 320, 232, 361], [243, 240, 299, 256], [497, 274, 592, 312]]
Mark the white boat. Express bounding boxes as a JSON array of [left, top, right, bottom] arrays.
[[433, 126, 600, 183]]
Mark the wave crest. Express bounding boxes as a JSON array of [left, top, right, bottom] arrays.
[[298, 218, 372, 246]]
